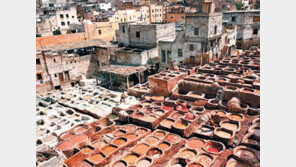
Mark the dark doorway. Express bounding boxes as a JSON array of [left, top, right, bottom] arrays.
[[58, 73, 64, 82]]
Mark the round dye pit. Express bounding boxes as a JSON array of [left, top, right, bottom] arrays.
[[133, 143, 149, 154], [197, 154, 212, 165], [56, 140, 74, 151], [185, 113, 195, 120], [180, 150, 196, 159], [187, 139, 204, 149], [125, 134, 138, 140], [92, 141, 106, 150], [69, 134, 88, 144], [102, 145, 117, 155], [175, 123, 187, 129], [90, 153, 105, 164], [137, 159, 151, 167], [236, 149, 255, 159], [124, 154, 139, 164], [158, 142, 170, 150], [153, 131, 166, 138], [145, 136, 159, 145], [113, 161, 127, 167], [172, 164, 183, 167], [226, 160, 248, 167], [113, 138, 127, 146], [161, 119, 174, 127], [229, 114, 243, 121], [81, 147, 92, 154], [161, 105, 173, 110], [75, 126, 88, 134], [114, 130, 126, 137], [206, 147, 219, 154], [147, 149, 162, 159], [215, 130, 232, 138], [165, 134, 180, 144], [188, 163, 203, 167], [135, 128, 147, 136], [221, 122, 238, 131], [122, 125, 136, 132], [60, 133, 74, 140]]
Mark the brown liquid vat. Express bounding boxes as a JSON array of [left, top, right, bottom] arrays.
[[220, 120, 240, 132], [203, 140, 225, 155], [112, 160, 128, 167], [101, 144, 118, 156], [135, 157, 152, 167], [132, 143, 150, 155], [186, 138, 205, 149], [213, 127, 235, 145]]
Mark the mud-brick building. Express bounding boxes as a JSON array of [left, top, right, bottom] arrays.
[[114, 22, 176, 65], [223, 10, 260, 49], [36, 39, 109, 94], [158, 0, 236, 69]]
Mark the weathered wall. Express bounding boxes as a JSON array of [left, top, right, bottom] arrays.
[[166, 13, 185, 23]]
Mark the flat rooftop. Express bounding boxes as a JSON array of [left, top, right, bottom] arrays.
[[99, 65, 148, 76], [36, 39, 107, 52]]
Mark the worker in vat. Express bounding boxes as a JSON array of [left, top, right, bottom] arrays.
[[120, 91, 127, 103]]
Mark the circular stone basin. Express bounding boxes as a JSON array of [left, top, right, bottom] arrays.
[[81, 147, 92, 154], [165, 134, 180, 144], [180, 149, 196, 159], [92, 141, 106, 150], [56, 140, 74, 151], [113, 160, 127, 167], [211, 110, 226, 117], [146, 148, 162, 159], [226, 160, 248, 167], [125, 133, 138, 140], [161, 105, 173, 110], [161, 119, 174, 127], [133, 105, 142, 109], [188, 163, 203, 167], [90, 153, 105, 164], [133, 143, 150, 154], [69, 134, 88, 144], [102, 145, 117, 155], [204, 141, 224, 154], [137, 158, 151, 167], [60, 132, 75, 140], [122, 124, 136, 132], [228, 114, 243, 121], [145, 136, 160, 145], [134, 112, 144, 118], [175, 123, 187, 129], [221, 122, 238, 131], [135, 128, 148, 136], [153, 131, 166, 138], [171, 113, 184, 120], [197, 154, 213, 165], [187, 139, 205, 149], [172, 164, 183, 167], [215, 130, 232, 138], [114, 130, 126, 137], [154, 109, 164, 116], [158, 142, 170, 150], [236, 149, 255, 159], [185, 113, 195, 120], [124, 154, 139, 164], [75, 125, 88, 134], [191, 106, 205, 114], [113, 138, 127, 146]]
